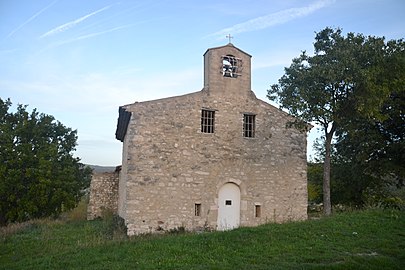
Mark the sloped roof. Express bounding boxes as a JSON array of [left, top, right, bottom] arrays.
[[203, 43, 252, 58]]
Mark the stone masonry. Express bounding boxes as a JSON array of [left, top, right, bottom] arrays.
[[96, 43, 309, 235], [87, 167, 120, 220]]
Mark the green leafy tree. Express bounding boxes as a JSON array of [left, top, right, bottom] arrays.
[[0, 98, 92, 225], [307, 162, 323, 204], [334, 93, 405, 205], [268, 27, 397, 215], [332, 38, 405, 207]]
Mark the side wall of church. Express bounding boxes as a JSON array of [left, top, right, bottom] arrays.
[[87, 171, 119, 220]]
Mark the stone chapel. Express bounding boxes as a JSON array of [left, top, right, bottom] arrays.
[[88, 43, 309, 235]]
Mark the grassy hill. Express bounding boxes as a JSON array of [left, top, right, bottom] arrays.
[[1, 208, 404, 269]]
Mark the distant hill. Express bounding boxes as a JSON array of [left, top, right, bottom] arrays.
[[86, 165, 117, 173]]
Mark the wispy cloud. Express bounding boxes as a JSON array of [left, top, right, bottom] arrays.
[[33, 17, 150, 56], [209, 0, 334, 38], [53, 24, 135, 46], [35, 23, 140, 54], [5, 0, 58, 39], [252, 50, 301, 70], [39, 4, 112, 39]]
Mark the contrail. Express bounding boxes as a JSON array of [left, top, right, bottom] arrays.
[[58, 24, 134, 44], [5, 0, 58, 39], [39, 4, 112, 39], [209, 0, 334, 39], [44, 23, 137, 49]]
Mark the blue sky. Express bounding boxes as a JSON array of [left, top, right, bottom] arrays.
[[1, 0, 404, 166]]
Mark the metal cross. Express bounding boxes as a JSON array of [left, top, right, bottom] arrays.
[[226, 34, 233, 43]]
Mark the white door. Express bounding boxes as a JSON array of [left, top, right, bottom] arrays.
[[217, 183, 240, 231]]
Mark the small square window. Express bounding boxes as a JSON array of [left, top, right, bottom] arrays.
[[243, 114, 256, 138], [201, 109, 215, 133], [255, 205, 261, 218], [225, 200, 232, 206], [195, 203, 201, 216]]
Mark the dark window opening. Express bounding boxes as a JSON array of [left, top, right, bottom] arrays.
[[225, 200, 232, 206], [255, 205, 261, 218], [243, 114, 256, 138], [195, 203, 201, 216], [201, 109, 215, 133]]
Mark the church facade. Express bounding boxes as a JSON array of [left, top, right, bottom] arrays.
[[90, 43, 309, 235]]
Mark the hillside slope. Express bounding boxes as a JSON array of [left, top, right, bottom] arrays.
[[1, 209, 404, 269]]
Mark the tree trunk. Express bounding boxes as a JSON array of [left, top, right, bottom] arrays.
[[323, 127, 335, 216]]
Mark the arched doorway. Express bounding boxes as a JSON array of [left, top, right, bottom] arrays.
[[217, 182, 241, 230]]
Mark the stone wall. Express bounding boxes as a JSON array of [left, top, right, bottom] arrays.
[[120, 90, 308, 235], [87, 167, 120, 220], [117, 44, 309, 235]]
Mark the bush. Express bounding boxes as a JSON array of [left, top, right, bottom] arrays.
[[308, 183, 322, 203], [99, 209, 127, 240], [363, 186, 405, 210], [61, 195, 89, 222]]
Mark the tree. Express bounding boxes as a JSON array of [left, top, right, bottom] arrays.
[[334, 89, 405, 206], [307, 162, 323, 204], [0, 98, 92, 225], [268, 27, 397, 215], [337, 38, 404, 180], [331, 38, 405, 207]]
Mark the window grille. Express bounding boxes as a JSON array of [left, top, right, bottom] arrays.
[[243, 114, 256, 138], [201, 109, 215, 133]]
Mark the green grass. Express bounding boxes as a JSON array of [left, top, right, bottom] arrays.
[[1, 209, 404, 269]]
